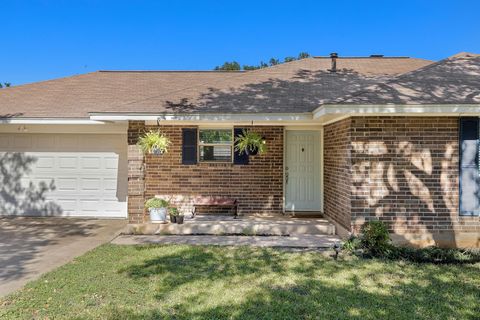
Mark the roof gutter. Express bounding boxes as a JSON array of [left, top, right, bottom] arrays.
[[313, 104, 480, 119], [0, 118, 108, 125], [89, 112, 313, 122]]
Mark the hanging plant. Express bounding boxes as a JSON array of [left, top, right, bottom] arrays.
[[137, 130, 171, 155], [234, 129, 267, 156]]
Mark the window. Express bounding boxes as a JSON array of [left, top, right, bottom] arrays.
[[198, 129, 233, 162]]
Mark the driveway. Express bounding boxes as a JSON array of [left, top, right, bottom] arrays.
[[0, 217, 126, 297]]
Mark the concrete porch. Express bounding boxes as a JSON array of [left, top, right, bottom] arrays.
[[124, 214, 337, 236]]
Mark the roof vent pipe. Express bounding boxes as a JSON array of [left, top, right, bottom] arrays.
[[329, 52, 338, 73]]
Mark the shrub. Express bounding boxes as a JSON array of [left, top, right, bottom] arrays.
[[361, 220, 392, 256], [387, 246, 480, 264], [343, 221, 480, 264], [342, 236, 362, 252], [145, 198, 169, 209]]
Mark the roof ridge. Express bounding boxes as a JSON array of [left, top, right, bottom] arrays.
[[110, 58, 314, 108], [1, 71, 99, 90], [98, 70, 246, 73]]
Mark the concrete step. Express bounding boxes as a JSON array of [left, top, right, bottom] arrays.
[[112, 234, 341, 249], [124, 215, 336, 236]]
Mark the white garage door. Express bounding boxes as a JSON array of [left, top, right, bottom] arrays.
[[0, 133, 127, 218]]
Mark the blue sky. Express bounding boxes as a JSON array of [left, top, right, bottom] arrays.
[[2, 0, 479, 85]]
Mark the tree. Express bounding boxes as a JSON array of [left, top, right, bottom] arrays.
[[297, 52, 310, 59], [214, 61, 241, 71], [269, 58, 280, 66], [0, 82, 11, 88], [214, 52, 310, 71]]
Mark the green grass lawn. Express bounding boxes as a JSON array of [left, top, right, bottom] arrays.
[[1, 244, 479, 320]]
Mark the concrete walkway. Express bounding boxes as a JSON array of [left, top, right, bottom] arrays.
[[0, 217, 126, 297], [112, 234, 341, 249]]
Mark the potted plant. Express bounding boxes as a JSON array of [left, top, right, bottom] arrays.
[[234, 130, 267, 156], [169, 207, 179, 223], [176, 212, 185, 224], [145, 197, 169, 223], [137, 130, 171, 155]]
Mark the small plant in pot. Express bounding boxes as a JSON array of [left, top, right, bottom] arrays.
[[176, 212, 184, 224], [145, 198, 170, 223], [169, 207, 179, 223], [137, 130, 171, 155], [235, 130, 267, 156]]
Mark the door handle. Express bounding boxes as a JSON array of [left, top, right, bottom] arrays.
[[285, 172, 289, 184]]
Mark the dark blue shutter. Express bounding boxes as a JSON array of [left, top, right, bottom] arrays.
[[459, 118, 480, 216], [182, 128, 197, 165], [233, 128, 249, 165]]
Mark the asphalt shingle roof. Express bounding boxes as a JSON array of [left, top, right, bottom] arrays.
[[335, 53, 480, 105], [0, 55, 457, 118]]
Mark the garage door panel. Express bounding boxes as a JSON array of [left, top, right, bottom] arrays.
[[0, 133, 127, 218], [58, 156, 78, 169], [35, 156, 55, 169], [56, 178, 78, 192], [81, 178, 102, 191]]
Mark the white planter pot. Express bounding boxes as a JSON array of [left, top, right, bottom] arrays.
[[149, 207, 167, 223]]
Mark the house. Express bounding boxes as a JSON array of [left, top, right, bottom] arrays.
[[1, 52, 479, 248]]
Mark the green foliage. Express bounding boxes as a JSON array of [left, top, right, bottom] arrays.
[[216, 52, 310, 71], [243, 64, 261, 70], [169, 207, 179, 216], [361, 220, 392, 256], [342, 236, 362, 252], [2, 244, 479, 319], [269, 58, 280, 66], [137, 130, 171, 155], [345, 220, 480, 264], [214, 61, 241, 71], [0, 82, 11, 88], [199, 129, 232, 143], [297, 52, 310, 59], [387, 246, 480, 264], [144, 197, 169, 209], [234, 130, 267, 155]]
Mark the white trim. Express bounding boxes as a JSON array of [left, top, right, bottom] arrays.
[[0, 118, 108, 125], [313, 104, 480, 119], [90, 113, 313, 122], [0, 123, 128, 134], [320, 127, 324, 212]]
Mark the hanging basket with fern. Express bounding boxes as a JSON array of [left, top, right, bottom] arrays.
[[234, 130, 267, 156], [137, 130, 171, 155]]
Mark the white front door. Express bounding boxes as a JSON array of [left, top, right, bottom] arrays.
[[285, 130, 321, 211]]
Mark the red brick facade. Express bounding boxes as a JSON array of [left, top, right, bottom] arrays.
[[324, 116, 480, 248], [127, 121, 284, 223], [128, 118, 479, 247], [324, 118, 352, 231]]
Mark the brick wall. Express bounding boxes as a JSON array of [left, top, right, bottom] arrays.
[[127, 121, 146, 223], [323, 118, 352, 231], [324, 116, 480, 248], [127, 122, 284, 222]]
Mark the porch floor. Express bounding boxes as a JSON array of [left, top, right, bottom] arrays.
[[124, 214, 337, 236]]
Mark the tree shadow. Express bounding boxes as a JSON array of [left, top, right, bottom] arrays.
[[114, 246, 480, 319], [160, 69, 387, 113], [0, 217, 102, 284], [340, 55, 480, 104], [119, 245, 290, 300], [0, 152, 61, 216]]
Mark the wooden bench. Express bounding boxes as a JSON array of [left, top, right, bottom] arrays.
[[193, 196, 238, 218]]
